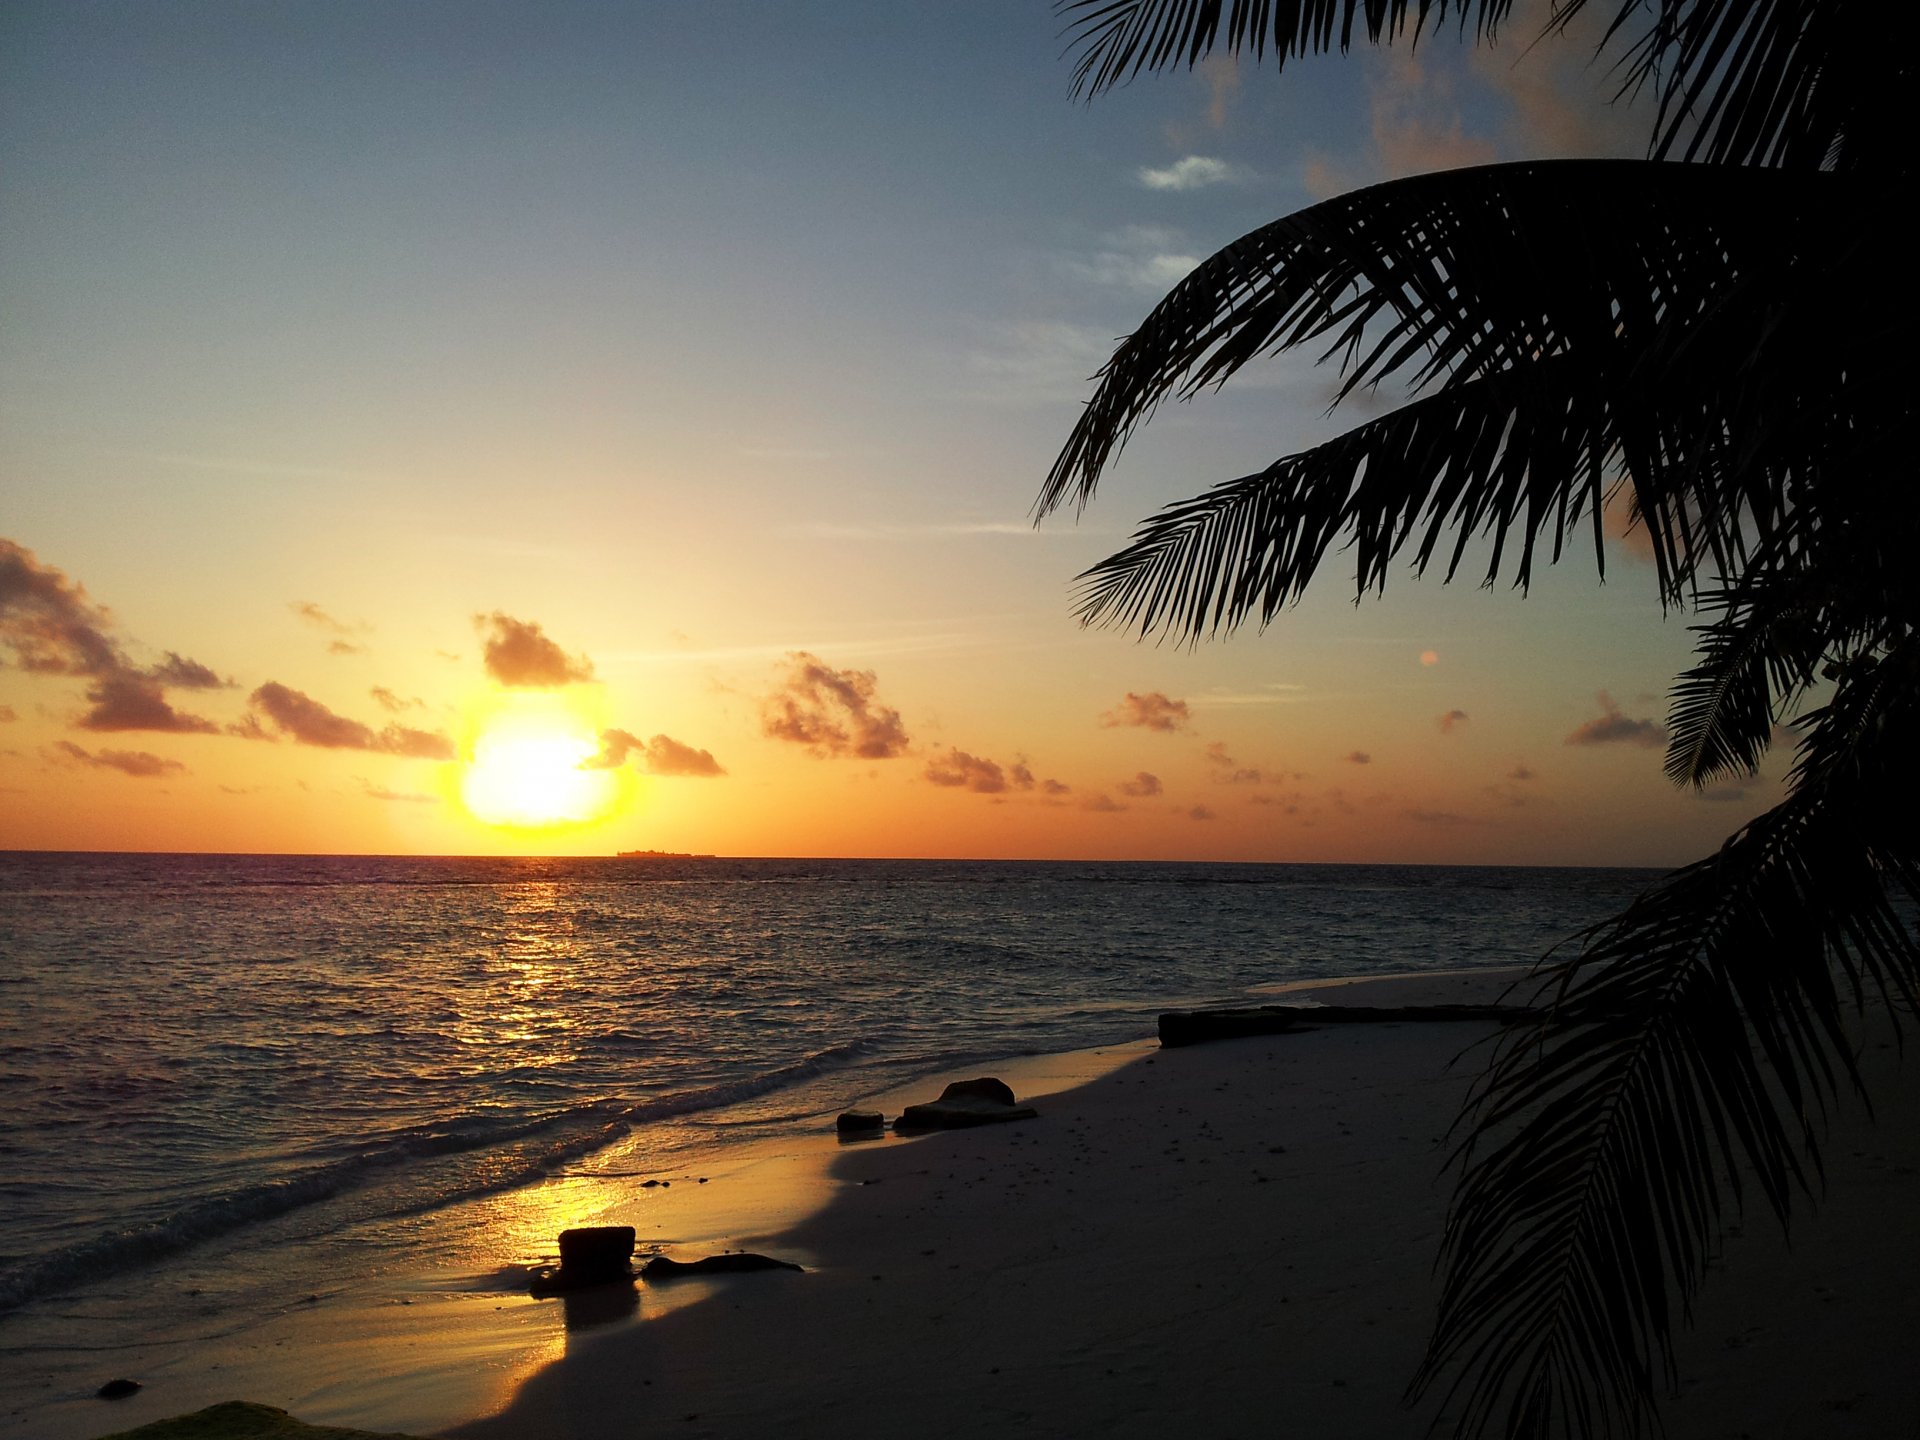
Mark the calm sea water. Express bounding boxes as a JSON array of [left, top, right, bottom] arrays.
[[0, 852, 1659, 1422]]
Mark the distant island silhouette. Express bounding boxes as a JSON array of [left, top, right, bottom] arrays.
[[614, 849, 715, 860]]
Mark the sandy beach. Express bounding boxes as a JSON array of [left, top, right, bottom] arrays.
[[81, 970, 1919, 1440]]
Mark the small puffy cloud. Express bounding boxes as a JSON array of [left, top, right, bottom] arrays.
[[1118, 771, 1162, 798], [1081, 792, 1126, 813], [1101, 692, 1190, 733], [51, 740, 184, 778], [149, 653, 228, 689], [79, 674, 220, 734], [1438, 709, 1469, 733], [1420, 650, 1440, 667], [0, 705, 14, 722], [380, 724, 457, 761], [1137, 155, 1241, 191], [251, 682, 375, 748], [247, 682, 454, 759], [1010, 761, 1035, 790], [1345, 750, 1373, 765], [1508, 764, 1536, 781], [477, 613, 595, 688], [643, 733, 725, 777], [327, 640, 364, 657], [1188, 805, 1216, 822], [761, 652, 910, 759], [369, 687, 423, 713], [1565, 692, 1666, 749], [1205, 744, 1263, 782], [290, 601, 359, 637], [580, 728, 725, 777], [925, 748, 1008, 794], [1041, 778, 1071, 796]]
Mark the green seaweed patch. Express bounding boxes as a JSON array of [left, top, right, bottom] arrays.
[[98, 1400, 418, 1440]]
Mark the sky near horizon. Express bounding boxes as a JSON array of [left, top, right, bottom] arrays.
[[1, 1, 1788, 865]]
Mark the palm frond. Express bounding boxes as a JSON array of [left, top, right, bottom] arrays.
[[1058, 1, 1910, 174], [1041, 160, 1854, 593], [1414, 640, 1920, 1437], [1056, 1, 1511, 98]]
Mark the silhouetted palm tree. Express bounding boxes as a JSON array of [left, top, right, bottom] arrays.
[[1041, 3, 1916, 1435]]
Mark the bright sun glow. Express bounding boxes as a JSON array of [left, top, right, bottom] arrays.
[[459, 694, 626, 829]]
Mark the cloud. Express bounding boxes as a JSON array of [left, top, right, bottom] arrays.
[[581, 728, 725, 777], [149, 653, 228, 689], [1565, 692, 1666, 749], [1421, 649, 1440, 666], [290, 601, 359, 636], [51, 740, 184, 778], [761, 652, 910, 759], [1438, 709, 1469, 733], [1042, 778, 1071, 796], [360, 780, 437, 804], [78, 674, 221, 734], [1137, 155, 1243, 191], [246, 682, 454, 760], [2, 540, 121, 676], [1203, 741, 1264, 783], [1, 539, 222, 733], [925, 748, 1008, 794], [476, 613, 595, 688], [0, 705, 14, 722], [1406, 808, 1488, 827], [369, 687, 423, 713], [1058, 225, 1202, 293], [1118, 771, 1162, 798], [1345, 750, 1373, 765], [1081, 792, 1126, 813], [1509, 764, 1536, 781], [1010, 761, 1035, 790], [1101, 692, 1190, 732], [1187, 805, 1216, 822], [964, 320, 1119, 407], [327, 640, 364, 657]]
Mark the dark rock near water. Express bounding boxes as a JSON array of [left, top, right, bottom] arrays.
[[531, 1225, 637, 1295], [836, 1109, 885, 1134], [97, 1378, 140, 1400], [894, 1077, 1036, 1132], [641, 1252, 804, 1279], [1157, 1003, 1538, 1048]]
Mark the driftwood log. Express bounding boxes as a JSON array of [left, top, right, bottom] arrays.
[[1158, 1003, 1537, 1048]]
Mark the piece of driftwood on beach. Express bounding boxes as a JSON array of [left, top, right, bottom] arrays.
[[1158, 1002, 1536, 1048]]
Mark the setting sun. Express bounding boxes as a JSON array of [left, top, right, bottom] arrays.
[[459, 695, 625, 829]]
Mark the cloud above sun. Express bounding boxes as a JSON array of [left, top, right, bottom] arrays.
[[243, 682, 455, 760], [477, 613, 595, 688], [761, 652, 910, 759], [580, 728, 725, 777]]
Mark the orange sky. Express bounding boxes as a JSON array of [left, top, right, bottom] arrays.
[[0, 3, 1795, 865]]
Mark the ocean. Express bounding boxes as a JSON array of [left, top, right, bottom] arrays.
[[0, 853, 1660, 1435]]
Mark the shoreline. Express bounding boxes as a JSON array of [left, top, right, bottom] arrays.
[[59, 968, 1920, 1440]]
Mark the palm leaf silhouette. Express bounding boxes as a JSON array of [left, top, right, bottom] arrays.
[[1041, 1, 1918, 1434]]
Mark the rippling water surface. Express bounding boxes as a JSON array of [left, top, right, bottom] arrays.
[[0, 852, 1658, 1378]]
